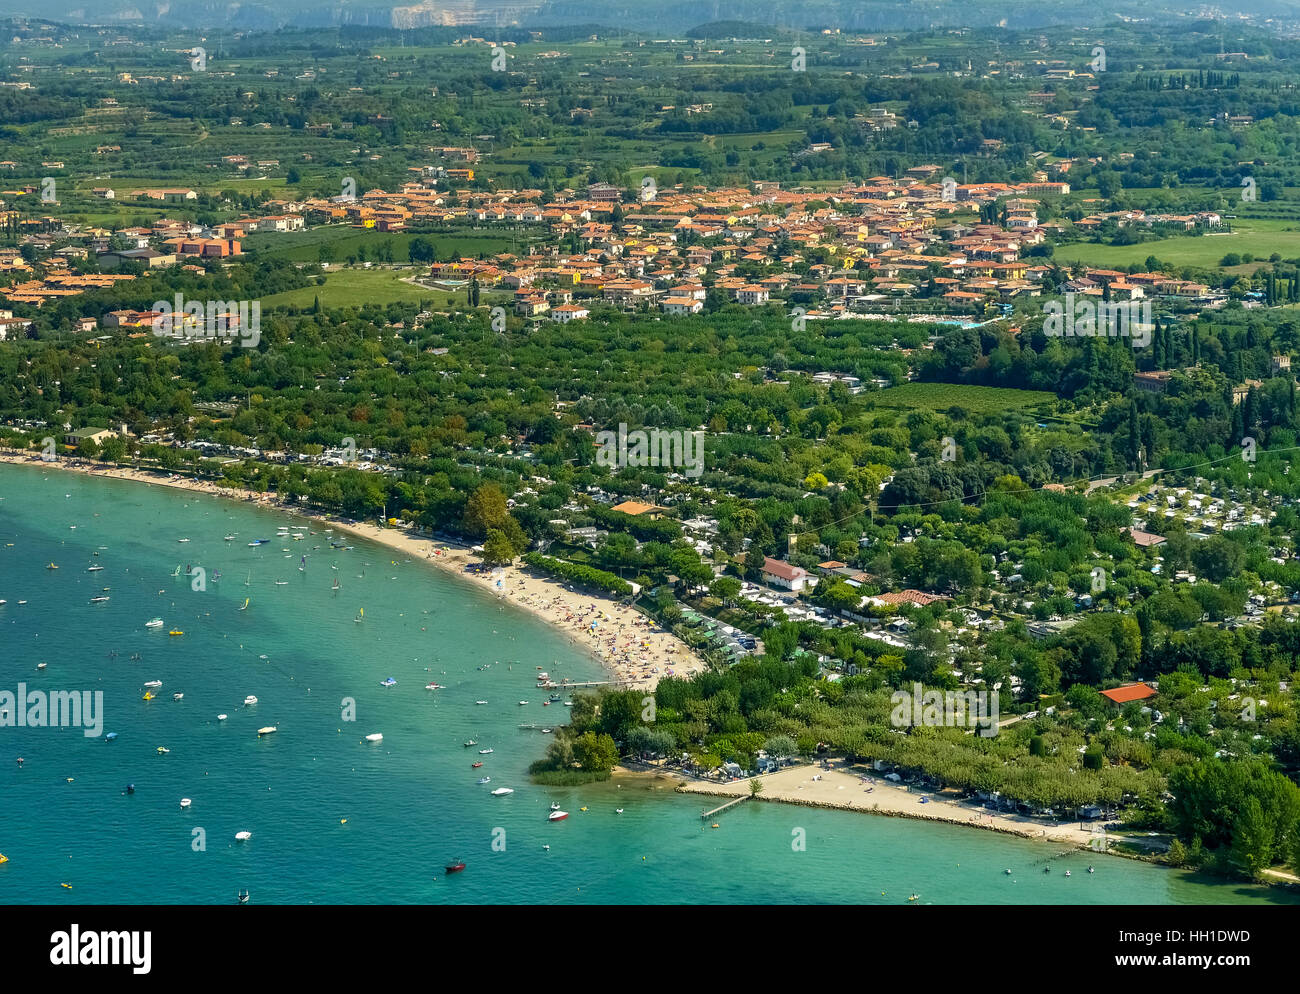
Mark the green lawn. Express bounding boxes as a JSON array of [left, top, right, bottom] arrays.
[[1052, 218, 1300, 269], [261, 268, 464, 310], [873, 382, 1057, 413]]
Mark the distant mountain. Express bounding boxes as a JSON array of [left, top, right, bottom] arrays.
[[0, 0, 1291, 33]]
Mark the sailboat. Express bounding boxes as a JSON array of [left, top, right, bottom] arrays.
[[354, 607, 364, 623], [332, 577, 340, 591], [240, 598, 250, 612], [171, 565, 181, 577], [245, 570, 251, 587]]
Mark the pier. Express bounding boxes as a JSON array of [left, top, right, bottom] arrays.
[[701, 795, 751, 820]]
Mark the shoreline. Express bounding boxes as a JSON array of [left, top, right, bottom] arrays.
[[673, 765, 1114, 852], [0, 452, 704, 691]]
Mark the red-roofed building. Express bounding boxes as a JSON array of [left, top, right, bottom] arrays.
[[761, 556, 811, 592], [870, 589, 953, 607], [1099, 682, 1157, 705]]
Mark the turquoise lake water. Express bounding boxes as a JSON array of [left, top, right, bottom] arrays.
[[0, 462, 1294, 905]]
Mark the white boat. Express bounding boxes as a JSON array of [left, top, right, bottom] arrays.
[[180, 798, 192, 809], [234, 831, 251, 841], [224, 535, 236, 541], [217, 714, 228, 721], [477, 777, 491, 784], [616, 808, 624, 814], [90, 595, 110, 603], [274, 580, 288, 586], [548, 810, 569, 821], [365, 733, 383, 742], [257, 726, 277, 736], [475, 700, 488, 705], [491, 787, 514, 796], [550, 802, 561, 811], [144, 680, 163, 688], [145, 618, 164, 628], [243, 696, 258, 706], [518, 701, 529, 706], [87, 565, 104, 572], [36, 662, 47, 670], [172, 693, 183, 701], [177, 538, 189, 543], [479, 748, 494, 754], [157, 747, 170, 754]]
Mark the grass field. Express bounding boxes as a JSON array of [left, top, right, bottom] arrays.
[[1052, 217, 1300, 269], [245, 226, 521, 263], [873, 382, 1057, 413], [260, 268, 466, 310]]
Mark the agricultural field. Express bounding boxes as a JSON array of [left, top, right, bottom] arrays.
[[872, 383, 1057, 413], [1053, 218, 1300, 270]]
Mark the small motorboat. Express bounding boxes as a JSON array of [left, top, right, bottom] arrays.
[[1064, 870, 1072, 877], [579, 806, 587, 812], [257, 726, 277, 736], [364, 733, 383, 742], [424, 683, 444, 690], [550, 802, 561, 811], [477, 777, 491, 784], [490, 787, 513, 796], [157, 747, 170, 754], [90, 596, 110, 603], [224, 535, 236, 541], [1088, 866, 1095, 874], [144, 680, 162, 688], [464, 740, 477, 747], [125, 784, 135, 794], [173, 693, 184, 701], [145, 618, 164, 628], [36, 662, 47, 671], [475, 700, 488, 705], [217, 714, 228, 721], [180, 798, 191, 809], [616, 808, 624, 814], [235, 831, 251, 842], [177, 538, 190, 544], [908, 894, 920, 902], [548, 810, 568, 821], [105, 732, 118, 742], [472, 761, 483, 768], [87, 565, 104, 572], [444, 861, 466, 874], [479, 748, 493, 754], [168, 630, 183, 637], [380, 677, 397, 688], [244, 696, 258, 706], [236, 889, 249, 904], [1005, 868, 1012, 875], [518, 701, 529, 706]]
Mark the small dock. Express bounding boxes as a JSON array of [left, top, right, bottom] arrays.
[[701, 795, 750, 820]]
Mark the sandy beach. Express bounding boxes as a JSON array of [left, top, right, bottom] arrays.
[[0, 451, 704, 690], [676, 765, 1106, 850]]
